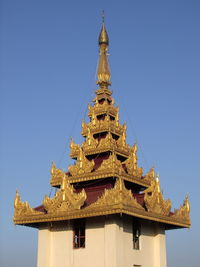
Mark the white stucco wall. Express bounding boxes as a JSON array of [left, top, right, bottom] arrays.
[[37, 215, 167, 267]]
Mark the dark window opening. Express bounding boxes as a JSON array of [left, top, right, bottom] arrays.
[[73, 219, 85, 248], [97, 114, 105, 120], [133, 220, 141, 250], [110, 115, 115, 120]]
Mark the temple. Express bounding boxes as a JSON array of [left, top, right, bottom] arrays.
[[13, 19, 190, 267]]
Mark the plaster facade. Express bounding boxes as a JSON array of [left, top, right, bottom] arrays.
[[37, 215, 167, 267]]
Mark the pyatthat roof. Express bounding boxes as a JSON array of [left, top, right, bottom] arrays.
[[13, 21, 190, 230]]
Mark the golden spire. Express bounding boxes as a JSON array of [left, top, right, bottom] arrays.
[[97, 12, 111, 87]]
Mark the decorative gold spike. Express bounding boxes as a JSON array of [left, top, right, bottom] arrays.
[[82, 128, 98, 150], [116, 125, 127, 147], [97, 21, 111, 86], [51, 161, 66, 182], [43, 174, 86, 213], [70, 138, 81, 157], [173, 194, 190, 222], [98, 21, 109, 46], [98, 132, 114, 147], [144, 177, 171, 216], [87, 178, 144, 210], [123, 144, 143, 177], [68, 147, 94, 176], [143, 167, 155, 183], [14, 190, 43, 219], [97, 152, 123, 173], [82, 120, 88, 136]]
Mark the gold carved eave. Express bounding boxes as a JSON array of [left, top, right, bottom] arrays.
[[70, 133, 130, 159], [14, 176, 190, 229], [144, 177, 172, 216], [71, 146, 130, 159], [13, 206, 191, 228], [88, 103, 118, 118], [50, 169, 151, 188], [81, 119, 124, 137], [95, 88, 112, 96], [14, 181, 190, 229]]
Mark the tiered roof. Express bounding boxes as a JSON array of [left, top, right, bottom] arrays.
[[13, 21, 190, 229]]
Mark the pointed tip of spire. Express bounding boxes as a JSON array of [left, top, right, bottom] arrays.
[[98, 11, 109, 46]]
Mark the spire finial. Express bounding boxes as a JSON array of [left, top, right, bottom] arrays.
[[102, 10, 105, 24], [98, 12, 109, 46], [97, 13, 111, 87]]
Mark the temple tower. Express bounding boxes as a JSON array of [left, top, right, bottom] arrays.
[[13, 19, 190, 267]]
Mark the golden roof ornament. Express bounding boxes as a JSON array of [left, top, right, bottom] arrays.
[[14, 190, 43, 218], [173, 194, 190, 222], [123, 144, 143, 177], [13, 16, 191, 229], [97, 13, 111, 87], [68, 147, 94, 176], [50, 161, 66, 185], [98, 23, 109, 45], [87, 178, 144, 211], [144, 175, 172, 216], [43, 174, 86, 213]]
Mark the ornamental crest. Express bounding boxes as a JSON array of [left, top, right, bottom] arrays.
[[43, 175, 86, 213], [144, 177, 171, 216], [68, 147, 94, 176]]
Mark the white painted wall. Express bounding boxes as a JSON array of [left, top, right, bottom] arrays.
[[37, 215, 167, 267]]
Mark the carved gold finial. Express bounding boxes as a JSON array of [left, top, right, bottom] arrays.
[[68, 147, 94, 176], [98, 11, 109, 46], [173, 194, 190, 222], [13, 190, 43, 220], [97, 15, 111, 87], [185, 193, 190, 213], [102, 10, 105, 23], [144, 167, 155, 183], [43, 175, 87, 213], [144, 178, 171, 216], [123, 143, 143, 177], [14, 189, 20, 208], [50, 161, 66, 185]]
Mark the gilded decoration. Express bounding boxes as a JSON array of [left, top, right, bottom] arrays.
[[123, 144, 143, 177], [144, 177, 171, 216], [88, 100, 118, 117], [43, 175, 86, 213], [143, 167, 155, 183], [97, 152, 124, 173], [98, 132, 115, 147], [82, 117, 124, 136], [68, 147, 94, 176], [97, 22, 111, 85], [13, 19, 191, 229], [87, 178, 144, 210], [116, 124, 126, 147], [82, 128, 98, 150], [14, 190, 43, 218], [70, 138, 80, 157], [50, 161, 66, 185], [95, 131, 130, 156], [172, 194, 190, 222]]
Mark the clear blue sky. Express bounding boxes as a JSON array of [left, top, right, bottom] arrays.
[[0, 0, 200, 266]]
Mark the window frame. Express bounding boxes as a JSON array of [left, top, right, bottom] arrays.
[[132, 220, 141, 250], [73, 219, 86, 249]]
